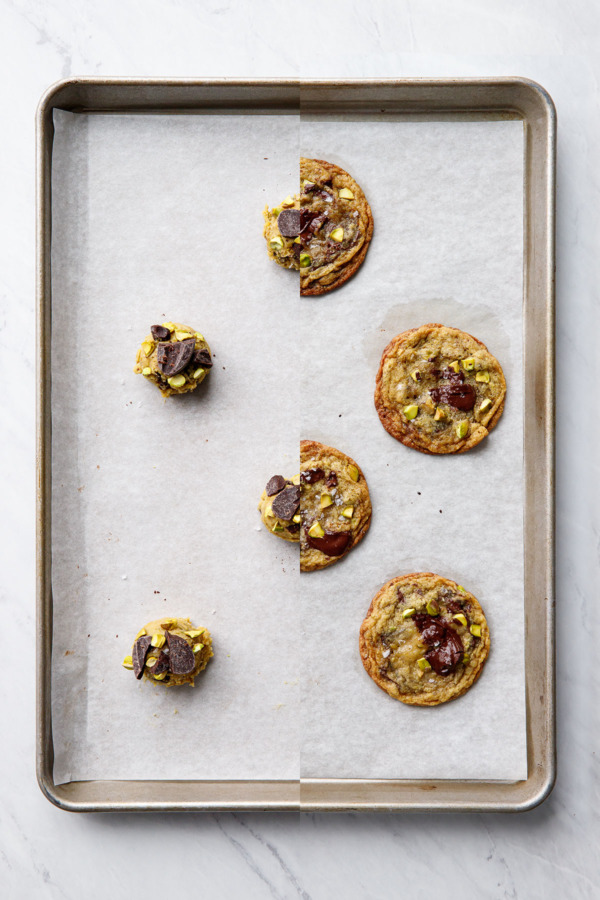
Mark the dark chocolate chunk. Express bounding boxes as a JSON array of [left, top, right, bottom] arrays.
[[266, 475, 286, 496], [192, 348, 213, 369], [426, 629, 463, 676], [151, 650, 170, 676], [165, 631, 196, 675], [151, 324, 171, 341], [293, 242, 301, 258], [413, 613, 463, 676], [277, 208, 302, 237], [306, 530, 350, 557], [441, 367, 465, 383], [325, 471, 338, 488], [157, 338, 195, 377], [301, 468, 324, 484], [271, 485, 301, 520], [444, 597, 464, 615], [430, 383, 476, 411], [132, 635, 152, 679], [300, 210, 327, 242], [396, 588, 405, 603], [287, 523, 301, 533]]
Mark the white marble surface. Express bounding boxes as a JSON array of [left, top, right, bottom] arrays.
[[1, 1, 599, 897]]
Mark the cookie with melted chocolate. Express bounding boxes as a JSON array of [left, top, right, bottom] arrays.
[[374, 323, 506, 454], [263, 158, 374, 296], [359, 573, 490, 706], [300, 440, 372, 572]]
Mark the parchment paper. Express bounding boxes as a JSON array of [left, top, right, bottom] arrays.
[[299, 116, 526, 780], [50, 108, 526, 784]]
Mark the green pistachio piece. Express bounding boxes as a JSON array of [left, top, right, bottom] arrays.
[[347, 465, 359, 482], [330, 227, 344, 242], [456, 420, 469, 439], [122, 655, 133, 669], [142, 367, 152, 376], [462, 653, 471, 664], [292, 514, 302, 524], [452, 613, 468, 627], [272, 525, 285, 533], [299, 252, 311, 267], [426, 599, 440, 616], [320, 493, 333, 509], [476, 371, 490, 383], [281, 195, 295, 208], [462, 357, 475, 371], [269, 236, 284, 251], [193, 643, 204, 653], [341, 506, 354, 519], [167, 374, 187, 388], [410, 369, 421, 383], [402, 607, 416, 619], [151, 633, 165, 649], [417, 657, 431, 671], [291, 473, 301, 485], [192, 368, 205, 379], [141, 340, 155, 357], [479, 398, 492, 414], [338, 187, 354, 199], [449, 360, 460, 373], [153, 671, 167, 681], [470, 624, 482, 637], [404, 404, 419, 420], [271, 207, 281, 216], [434, 407, 445, 421], [308, 521, 325, 539]]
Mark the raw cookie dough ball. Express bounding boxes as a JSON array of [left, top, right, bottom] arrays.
[[359, 574, 490, 706], [258, 474, 301, 542], [374, 323, 506, 454], [300, 440, 372, 572], [263, 158, 374, 296], [123, 617, 213, 687], [134, 322, 212, 397]]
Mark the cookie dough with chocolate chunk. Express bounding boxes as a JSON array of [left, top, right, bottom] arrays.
[[263, 158, 374, 296], [123, 617, 213, 687], [374, 324, 506, 454], [360, 573, 490, 706], [300, 440, 371, 572], [134, 321, 212, 397], [258, 473, 301, 542]]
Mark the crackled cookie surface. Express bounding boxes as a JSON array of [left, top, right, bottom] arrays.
[[360, 574, 490, 706], [258, 473, 301, 543], [263, 158, 373, 296], [374, 323, 506, 454], [123, 617, 213, 687], [134, 321, 212, 397], [300, 440, 371, 572]]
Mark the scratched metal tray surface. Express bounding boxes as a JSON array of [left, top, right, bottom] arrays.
[[36, 77, 555, 812]]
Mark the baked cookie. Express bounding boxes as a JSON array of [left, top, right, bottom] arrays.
[[258, 473, 301, 542], [263, 158, 374, 296], [123, 617, 213, 687], [360, 574, 490, 706], [374, 324, 506, 454], [134, 322, 212, 397], [300, 440, 371, 572]]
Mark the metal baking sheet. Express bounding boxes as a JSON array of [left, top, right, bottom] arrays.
[[36, 78, 555, 812]]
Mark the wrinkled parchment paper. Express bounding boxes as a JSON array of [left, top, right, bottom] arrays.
[[50, 109, 526, 784]]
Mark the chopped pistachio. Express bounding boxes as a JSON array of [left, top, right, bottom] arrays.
[[185, 629, 205, 639], [151, 633, 165, 649], [193, 643, 204, 653], [291, 473, 301, 485], [479, 398, 492, 414], [167, 374, 186, 388], [434, 407, 446, 421], [417, 657, 431, 671], [449, 360, 460, 373], [271, 207, 281, 217], [308, 521, 325, 539], [146, 657, 157, 668], [320, 493, 333, 509], [161, 618, 178, 630], [476, 371, 490, 383], [452, 613, 468, 627], [194, 332, 205, 341], [141, 340, 155, 357], [269, 237, 284, 251], [462, 357, 475, 371], [299, 252, 311, 267], [402, 607, 416, 619], [192, 368, 205, 379], [163, 322, 175, 330], [122, 655, 133, 669], [153, 671, 167, 681], [404, 404, 419, 420], [341, 506, 354, 519], [142, 367, 152, 376], [135, 629, 147, 640], [457, 585, 466, 593], [272, 524, 285, 533], [347, 465, 359, 482], [330, 227, 344, 242], [175, 330, 190, 341], [292, 514, 302, 524], [338, 187, 354, 199], [470, 624, 482, 637], [462, 653, 471, 664], [281, 195, 295, 208], [426, 599, 440, 616], [456, 420, 469, 439], [410, 369, 421, 382]]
